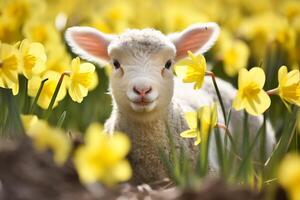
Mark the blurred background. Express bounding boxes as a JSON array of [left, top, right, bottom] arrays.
[[0, 0, 299, 134]]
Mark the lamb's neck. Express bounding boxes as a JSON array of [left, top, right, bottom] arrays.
[[116, 106, 170, 136]]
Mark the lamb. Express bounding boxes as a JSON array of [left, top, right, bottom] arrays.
[[65, 23, 276, 184]]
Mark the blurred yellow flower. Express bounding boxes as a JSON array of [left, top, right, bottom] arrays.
[[175, 51, 206, 90], [233, 67, 271, 116], [21, 115, 71, 165], [67, 57, 97, 103], [0, 15, 20, 43], [222, 40, 250, 77], [73, 123, 132, 185], [181, 103, 218, 145], [28, 71, 67, 109], [0, 42, 20, 95], [278, 153, 300, 200], [18, 39, 47, 79], [21, 114, 38, 132], [23, 20, 60, 46], [46, 43, 71, 73], [278, 66, 300, 106]]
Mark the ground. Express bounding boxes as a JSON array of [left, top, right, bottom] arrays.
[[0, 137, 277, 200]]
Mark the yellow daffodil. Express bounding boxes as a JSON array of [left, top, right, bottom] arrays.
[[278, 153, 300, 200], [73, 123, 132, 185], [223, 40, 250, 77], [23, 20, 60, 46], [0, 42, 20, 95], [21, 115, 71, 166], [180, 103, 218, 145], [175, 51, 206, 90], [28, 71, 67, 109], [233, 67, 271, 116], [18, 39, 47, 79], [216, 29, 250, 77], [277, 66, 300, 106], [46, 43, 71, 73], [67, 57, 97, 103]]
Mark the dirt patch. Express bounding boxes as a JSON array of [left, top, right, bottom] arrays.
[[0, 138, 267, 200]]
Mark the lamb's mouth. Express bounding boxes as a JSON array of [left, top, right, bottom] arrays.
[[132, 100, 154, 106], [129, 99, 157, 112]]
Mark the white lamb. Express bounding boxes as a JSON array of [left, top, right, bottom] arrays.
[[65, 23, 276, 184]]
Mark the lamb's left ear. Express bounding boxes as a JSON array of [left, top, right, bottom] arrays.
[[168, 22, 220, 61], [65, 26, 115, 66]]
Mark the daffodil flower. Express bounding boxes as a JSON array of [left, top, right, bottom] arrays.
[[21, 115, 71, 166], [278, 154, 300, 200], [73, 123, 132, 185], [180, 103, 218, 145], [67, 57, 97, 103], [277, 66, 300, 106], [223, 40, 250, 77], [18, 39, 47, 79], [175, 51, 206, 90], [233, 67, 271, 116], [0, 42, 20, 95]]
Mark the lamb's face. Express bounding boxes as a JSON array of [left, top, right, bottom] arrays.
[[65, 23, 220, 119], [108, 30, 176, 116]]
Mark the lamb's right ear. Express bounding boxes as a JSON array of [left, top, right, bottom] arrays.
[[65, 26, 115, 66]]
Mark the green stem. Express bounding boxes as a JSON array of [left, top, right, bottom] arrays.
[[43, 72, 69, 120], [30, 78, 48, 114], [2, 88, 25, 138], [23, 78, 30, 114], [242, 111, 250, 183], [206, 71, 227, 123]]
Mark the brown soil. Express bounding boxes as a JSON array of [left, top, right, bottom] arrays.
[[0, 138, 267, 200]]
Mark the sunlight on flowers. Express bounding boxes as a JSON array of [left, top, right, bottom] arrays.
[[21, 115, 71, 166], [18, 39, 47, 79], [180, 103, 218, 145], [278, 153, 300, 200], [277, 66, 300, 106], [233, 67, 271, 116], [0, 42, 20, 95], [73, 123, 132, 186], [67, 57, 97, 103], [175, 51, 206, 90]]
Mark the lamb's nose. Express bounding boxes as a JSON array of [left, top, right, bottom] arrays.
[[133, 86, 152, 97]]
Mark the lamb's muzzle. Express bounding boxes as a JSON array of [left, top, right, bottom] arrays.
[[65, 23, 276, 184]]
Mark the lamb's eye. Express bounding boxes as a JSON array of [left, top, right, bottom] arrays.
[[164, 60, 172, 69], [113, 59, 121, 69]]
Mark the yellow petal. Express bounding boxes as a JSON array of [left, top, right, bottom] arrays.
[[232, 92, 245, 111], [194, 134, 201, 145], [110, 160, 132, 182], [21, 114, 38, 133], [184, 111, 197, 129], [244, 90, 271, 116], [278, 66, 288, 85], [248, 67, 266, 89], [180, 129, 197, 138]]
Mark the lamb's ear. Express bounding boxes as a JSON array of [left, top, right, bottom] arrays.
[[65, 26, 115, 66], [168, 22, 220, 60]]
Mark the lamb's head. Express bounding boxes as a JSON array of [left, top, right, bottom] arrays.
[[65, 23, 219, 120]]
